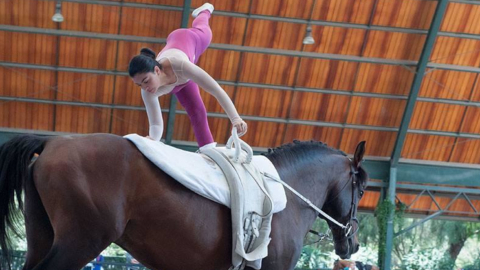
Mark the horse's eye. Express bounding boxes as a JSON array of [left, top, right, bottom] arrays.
[[359, 190, 364, 197]]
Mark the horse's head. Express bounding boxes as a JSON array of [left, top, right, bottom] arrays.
[[322, 141, 368, 259], [263, 139, 369, 260]]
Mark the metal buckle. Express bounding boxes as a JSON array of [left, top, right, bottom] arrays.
[[344, 223, 353, 237]]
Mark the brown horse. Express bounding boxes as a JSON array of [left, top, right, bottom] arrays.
[[0, 134, 368, 270]]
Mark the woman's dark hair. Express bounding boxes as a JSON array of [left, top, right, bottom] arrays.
[[128, 48, 162, 77]]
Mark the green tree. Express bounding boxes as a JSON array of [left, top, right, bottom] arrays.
[[431, 220, 480, 268]]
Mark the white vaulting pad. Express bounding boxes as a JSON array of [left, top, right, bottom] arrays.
[[124, 134, 287, 213]]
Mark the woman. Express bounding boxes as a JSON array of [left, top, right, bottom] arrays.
[[128, 3, 247, 150]]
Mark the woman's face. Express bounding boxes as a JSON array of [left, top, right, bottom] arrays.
[[132, 66, 161, 94]]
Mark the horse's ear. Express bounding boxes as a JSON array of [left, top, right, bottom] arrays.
[[353, 141, 366, 169]]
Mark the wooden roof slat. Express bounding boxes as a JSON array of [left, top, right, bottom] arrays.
[[125, 0, 182, 6], [172, 114, 195, 142], [313, 0, 376, 25], [363, 31, 426, 60], [233, 87, 292, 118], [250, 0, 314, 19], [354, 63, 414, 95], [0, 68, 56, 99], [346, 97, 405, 127], [197, 49, 241, 81], [244, 20, 304, 50], [468, 74, 480, 101], [296, 59, 359, 90], [450, 138, 480, 164], [358, 190, 380, 211], [419, 69, 476, 100], [304, 26, 366, 55], [411, 102, 465, 132], [0, 32, 57, 66], [0, 101, 54, 130], [0, 0, 56, 29], [120, 7, 180, 37], [58, 2, 121, 34], [401, 134, 456, 162], [371, 0, 436, 30], [192, 0, 249, 13], [239, 53, 298, 86], [54, 106, 111, 133], [200, 84, 235, 115], [340, 129, 397, 157], [461, 107, 480, 134], [56, 72, 114, 103], [288, 92, 349, 123], [431, 37, 480, 67], [210, 16, 247, 45], [110, 108, 150, 136], [240, 121, 286, 147], [442, 2, 480, 35]]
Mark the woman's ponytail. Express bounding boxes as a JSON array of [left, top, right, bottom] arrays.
[[140, 48, 156, 59]]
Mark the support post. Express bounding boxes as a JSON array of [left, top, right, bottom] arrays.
[[165, 0, 192, 144]]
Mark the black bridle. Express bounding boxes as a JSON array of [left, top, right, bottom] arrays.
[[342, 161, 360, 240], [309, 160, 361, 244]]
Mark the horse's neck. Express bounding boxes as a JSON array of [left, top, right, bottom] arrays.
[[276, 157, 333, 206], [268, 156, 332, 234]]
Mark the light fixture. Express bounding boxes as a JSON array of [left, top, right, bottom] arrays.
[[52, 1, 64, 23], [303, 25, 315, 45], [303, 0, 317, 45]]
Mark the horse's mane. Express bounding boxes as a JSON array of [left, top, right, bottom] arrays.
[[262, 140, 347, 162], [263, 140, 368, 186]]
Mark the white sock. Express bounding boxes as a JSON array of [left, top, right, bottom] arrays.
[[199, 142, 217, 152]]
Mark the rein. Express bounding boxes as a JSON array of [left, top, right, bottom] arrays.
[[262, 159, 360, 241], [261, 172, 348, 230]]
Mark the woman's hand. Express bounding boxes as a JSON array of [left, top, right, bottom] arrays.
[[232, 119, 248, 137]]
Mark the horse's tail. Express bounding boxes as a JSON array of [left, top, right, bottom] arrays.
[[0, 134, 48, 268]]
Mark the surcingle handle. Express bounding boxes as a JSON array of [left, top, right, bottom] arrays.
[[226, 127, 253, 164]]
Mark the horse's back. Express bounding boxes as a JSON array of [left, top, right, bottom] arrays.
[[40, 133, 134, 163]]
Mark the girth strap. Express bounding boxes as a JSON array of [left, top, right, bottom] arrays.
[[201, 146, 274, 270]]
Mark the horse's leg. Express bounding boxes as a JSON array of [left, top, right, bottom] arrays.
[[22, 173, 113, 270], [22, 173, 54, 270], [28, 164, 125, 270], [28, 207, 118, 270], [29, 237, 109, 270]]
